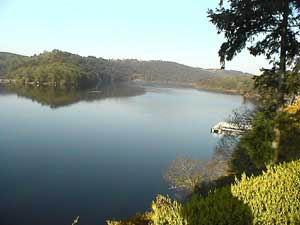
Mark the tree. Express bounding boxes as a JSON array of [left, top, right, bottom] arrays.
[[208, 0, 300, 163], [208, 0, 300, 75], [164, 156, 231, 193], [164, 158, 205, 192], [226, 106, 255, 131]]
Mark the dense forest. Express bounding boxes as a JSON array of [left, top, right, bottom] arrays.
[[1, 50, 114, 88], [0, 50, 254, 93]]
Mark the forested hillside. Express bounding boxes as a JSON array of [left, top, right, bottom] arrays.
[[2, 50, 116, 88], [0, 52, 28, 77], [0, 50, 254, 93]]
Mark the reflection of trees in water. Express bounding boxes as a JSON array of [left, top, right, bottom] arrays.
[[164, 107, 259, 196], [9, 86, 82, 108], [164, 158, 205, 193], [164, 135, 237, 196], [0, 84, 15, 95], [6, 82, 145, 109]]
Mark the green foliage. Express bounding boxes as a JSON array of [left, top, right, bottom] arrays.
[[208, 0, 300, 69], [230, 143, 261, 176], [6, 50, 106, 88], [277, 110, 300, 162], [194, 75, 254, 94], [254, 69, 300, 112], [106, 196, 186, 225], [10, 62, 93, 87], [238, 112, 275, 168], [150, 195, 187, 225], [232, 160, 300, 225], [208, 0, 300, 120], [254, 70, 286, 112], [128, 60, 253, 89], [183, 187, 253, 225], [130, 60, 254, 95], [231, 108, 300, 174], [0, 52, 28, 76], [107, 213, 151, 225], [107, 160, 300, 225], [285, 70, 300, 98]]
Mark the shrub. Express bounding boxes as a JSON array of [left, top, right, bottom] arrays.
[[238, 112, 276, 168], [163, 157, 205, 193], [183, 187, 252, 225], [284, 98, 300, 114], [150, 195, 187, 225], [107, 161, 300, 225], [231, 160, 300, 225], [106, 196, 186, 225], [106, 213, 151, 225], [277, 112, 300, 162]]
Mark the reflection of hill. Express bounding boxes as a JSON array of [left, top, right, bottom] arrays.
[[6, 82, 145, 109], [0, 84, 15, 95]]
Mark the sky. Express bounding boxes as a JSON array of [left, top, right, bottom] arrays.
[[0, 0, 269, 74]]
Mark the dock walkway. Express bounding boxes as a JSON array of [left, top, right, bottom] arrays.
[[211, 122, 251, 135], [0, 79, 16, 84]]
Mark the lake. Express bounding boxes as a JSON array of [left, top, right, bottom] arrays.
[[0, 83, 249, 225]]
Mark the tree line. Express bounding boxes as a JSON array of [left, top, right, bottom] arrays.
[[0, 50, 254, 93]]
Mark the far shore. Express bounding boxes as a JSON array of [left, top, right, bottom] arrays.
[[0, 77, 259, 100], [131, 79, 259, 100]]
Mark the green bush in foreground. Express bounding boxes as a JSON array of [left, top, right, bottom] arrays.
[[232, 160, 300, 225], [150, 195, 187, 225], [107, 213, 151, 225], [107, 195, 186, 225], [108, 160, 300, 225], [183, 187, 252, 225]]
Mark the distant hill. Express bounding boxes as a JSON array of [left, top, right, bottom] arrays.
[[0, 52, 28, 77], [124, 59, 253, 82], [0, 50, 255, 94], [114, 59, 255, 94], [206, 68, 253, 76], [1, 50, 116, 88]]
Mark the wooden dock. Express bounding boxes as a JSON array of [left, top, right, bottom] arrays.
[[211, 122, 251, 135], [0, 79, 16, 84], [0, 79, 53, 86]]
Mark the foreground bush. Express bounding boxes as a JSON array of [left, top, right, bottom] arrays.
[[150, 195, 187, 225], [108, 160, 300, 225], [107, 195, 186, 225], [107, 213, 151, 225], [231, 160, 300, 225], [278, 101, 300, 162], [183, 187, 252, 225]]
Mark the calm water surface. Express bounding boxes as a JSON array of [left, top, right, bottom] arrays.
[[0, 84, 248, 225]]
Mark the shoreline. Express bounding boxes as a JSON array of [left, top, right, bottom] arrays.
[[1, 78, 259, 100], [131, 80, 258, 100]]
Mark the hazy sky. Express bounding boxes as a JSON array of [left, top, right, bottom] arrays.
[[0, 0, 269, 74]]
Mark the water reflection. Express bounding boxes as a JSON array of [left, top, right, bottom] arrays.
[[0, 84, 248, 225], [2, 82, 145, 109]]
